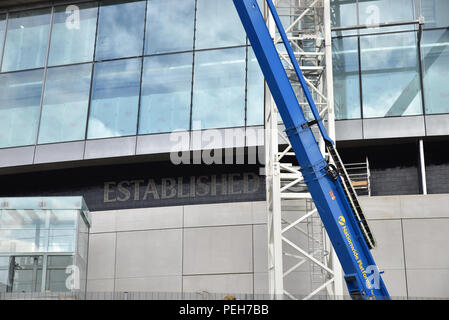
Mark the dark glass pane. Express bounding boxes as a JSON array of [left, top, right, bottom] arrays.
[[247, 48, 264, 126], [422, 29, 449, 114], [196, 0, 246, 50], [88, 58, 141, 139], [38, 64, 92, 144], [95, 0, 146, 60], [145, 0, 195, 54], [48, 3, 98, 66], [332, 36, 361, 119], [192, 47, 246, 129], [139, 53, 192, 134], [0, 70, 44, 148], [2, 9, 51, 72], [360, 32, 422, 118]]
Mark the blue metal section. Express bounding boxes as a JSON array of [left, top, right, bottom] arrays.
[[233, 0, 390, 299]]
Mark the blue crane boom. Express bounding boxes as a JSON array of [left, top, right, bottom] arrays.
[[232, 0, 390, 300]]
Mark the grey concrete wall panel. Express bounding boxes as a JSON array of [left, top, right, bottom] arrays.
[[183, 202, 253, 228], [253, 273, 269, 295], [253, 224, 268, 273], [90, 211, 116, 234], [335, 119, 363, 141], [402, 218, 449, 269], [84, 136, 136, 159], [369, 220, 405, 269], [86, 279, 115, 292], [34, 141, 85, 164], [182, 274, 253, 295], [115, 206, 183, 232], [87, 233, 116, 280], [406, 269, 449, 299], [0, 146, 35, 168], [425, 114, 449, 136], [183, 225, 253, 275], [115, 276, 182, 293], [399, 194, 449, 219], [363, 116, 425, 140], [136, 132, 190, 155], [115, 229, 183, 278], [359, 196, 402, 220], [380, 269, 408, 299], [359, 194, 449, 220], [252, 201, 268, 224]]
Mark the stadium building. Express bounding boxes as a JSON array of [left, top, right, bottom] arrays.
[[0, 0, 448, 299]]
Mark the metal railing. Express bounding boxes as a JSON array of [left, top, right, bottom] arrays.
[[345, 157, 371, 197]]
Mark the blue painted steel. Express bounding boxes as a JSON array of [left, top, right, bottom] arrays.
[[233, 0, 390, 299]]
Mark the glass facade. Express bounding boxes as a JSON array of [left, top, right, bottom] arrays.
[[38, 64, 92, 144], [48, 3, 98, 66], [0, 70, 44, 148], [0, 0, 263, 150], [331, 0, 449, 120], [88, 58, 141, 139], [2, 9, 51, 72], [192, 47, 246, 129], [139, 53, 193, 134], [421, 28, 449, 114]]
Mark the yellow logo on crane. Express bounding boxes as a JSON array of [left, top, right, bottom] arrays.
[[338, 216, 345, 226]]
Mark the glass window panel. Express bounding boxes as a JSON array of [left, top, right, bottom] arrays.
[[422, 0, 449, 29], [88, 58, 141, 139], [48, 3, 98, 66], [47, 255, 73, 267], [0, 69, 44, 148], [358, 0, 416, 34], [360, 32, 422, 118], [48, 229, 76, 252], [145, 0, 195, 54], [48, 210, 77, 229], [0, 230, 47, 253], [330, 0, 358, 37], [0, 210, 47, 229], [139, 53, 192, 134], [331, 0, 357, 27], [421, 29, 449, 114], [95, 0, 146, 60], [192, 47, 246, 129], [0, 269, 7, 293], [196, 0, 246, 50], [46, 269, 69, 292], [38, 64, 92, 144], [2, 9, 51, 72], [10, 256, 43, 293], [332, 37, 361, 119], [247, 48, 264, 126]]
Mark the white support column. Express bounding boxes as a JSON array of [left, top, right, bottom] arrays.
[[265, 3, 284, 299], [419, 139, 428, 195], [323, 0, 344, 299]]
